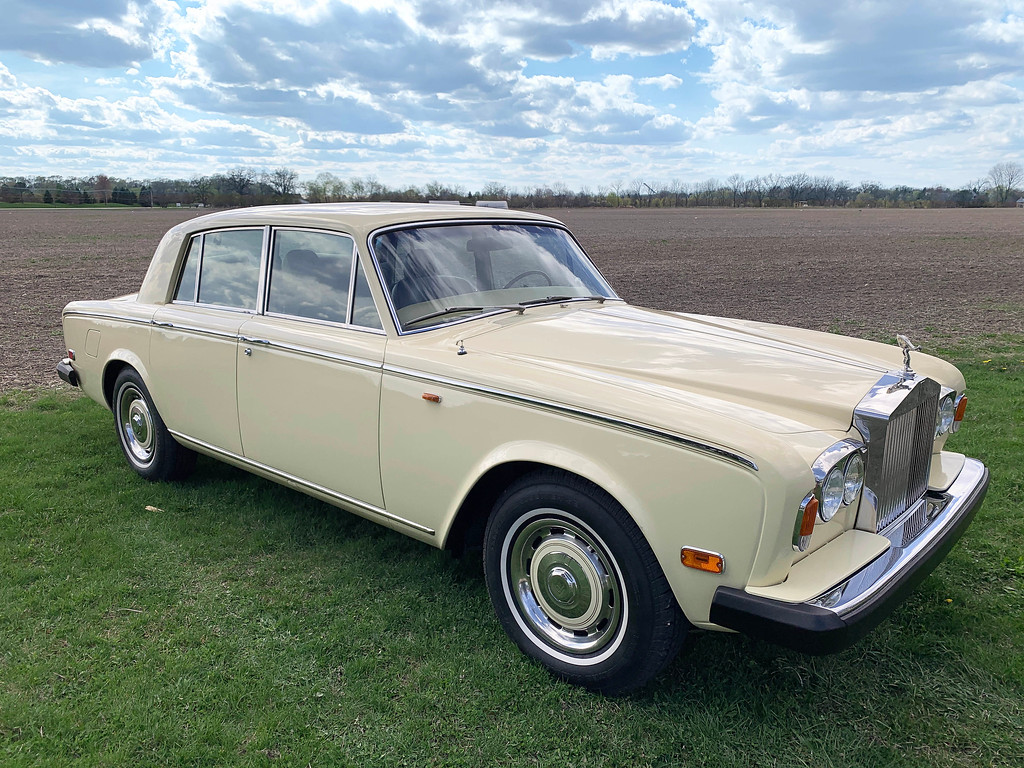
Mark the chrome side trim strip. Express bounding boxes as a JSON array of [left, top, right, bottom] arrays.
[[168, 430, 435, 536], [61, 311, 153, 328], [244, 338, 383, 371], [383, 365, 758, 472], [150, 321, 239, 342]]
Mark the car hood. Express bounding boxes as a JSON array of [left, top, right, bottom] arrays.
[[452, 303, 949, 435]]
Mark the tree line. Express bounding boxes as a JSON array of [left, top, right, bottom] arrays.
[[2, 163, 1021, 209]]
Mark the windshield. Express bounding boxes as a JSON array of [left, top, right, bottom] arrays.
[[371, 222, 617, 331]]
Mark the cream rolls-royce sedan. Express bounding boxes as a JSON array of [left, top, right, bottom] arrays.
[[57, 203, 989, 694]]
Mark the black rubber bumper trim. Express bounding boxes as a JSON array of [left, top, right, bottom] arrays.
[[56, 358, 79, 387], [709, 465, 989, 654]]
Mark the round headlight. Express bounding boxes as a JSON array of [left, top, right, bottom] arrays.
[[936, 394, 955, 436], [820, 467, 844, 522], [843, 452, 865, 505]]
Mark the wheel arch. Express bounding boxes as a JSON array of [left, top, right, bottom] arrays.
[[101, 351, 150, 409], [441, 445, 644, 558]]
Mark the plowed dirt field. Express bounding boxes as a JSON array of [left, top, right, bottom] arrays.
[[3, 206, 1022, 391]]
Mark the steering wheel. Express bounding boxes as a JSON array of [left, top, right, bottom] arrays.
[[503, 270, 552, 289]]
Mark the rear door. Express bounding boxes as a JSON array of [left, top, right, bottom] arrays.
[[149, 227, 266, 455]]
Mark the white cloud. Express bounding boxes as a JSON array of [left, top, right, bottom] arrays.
[[640, 74, 683, 90], [0, 0, 178, 68], [0, 1, 1021, 187], [681, 0, 1024, 184]]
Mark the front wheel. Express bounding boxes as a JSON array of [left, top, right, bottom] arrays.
[[112, 368, 196, 481], [483, 471, 687, 694]]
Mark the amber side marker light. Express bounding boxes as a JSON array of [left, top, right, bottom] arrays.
[[681, 547, 725, 574], [799, 497, 819, 537], [952, 395, 968, 431], [421, 393, 442, 403]]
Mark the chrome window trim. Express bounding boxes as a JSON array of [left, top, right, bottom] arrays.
[[383, 364, 758, 472], [255, 226, 270, 313], [258, 311, 388, 337], [172, 234, 202, 304], [178, 302, 258, 316], [350, 257, 385, 331], [345, 237, 358, 325], [366, 218, 619, 337], [167, 430, 434, 536], [191, 226, 266, 311], [263, 227, 384, 332]]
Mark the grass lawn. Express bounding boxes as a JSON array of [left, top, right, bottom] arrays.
[[1, 343, 1022, 767]]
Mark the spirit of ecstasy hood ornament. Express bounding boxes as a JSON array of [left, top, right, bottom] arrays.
[[896, 334, 920, 378]]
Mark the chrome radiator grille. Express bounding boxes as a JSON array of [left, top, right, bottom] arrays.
[[854, 375, 940, 533]]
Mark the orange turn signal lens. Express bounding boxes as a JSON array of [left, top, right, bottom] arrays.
[[681, 547, 725, 574], [799, 497, 819, 538], [954, 395, 967, 422], [421, 393, 442, 403]]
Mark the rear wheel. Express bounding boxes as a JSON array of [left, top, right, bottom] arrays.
[[112, 368, 196, 481], [483, 471, 687, 694]]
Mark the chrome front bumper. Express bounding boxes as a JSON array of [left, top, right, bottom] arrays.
[[709, 457, 989, 654]]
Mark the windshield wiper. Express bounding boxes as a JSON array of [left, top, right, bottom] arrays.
[[516, 295, 609, 306], [404, 304, 525, 327], [405, 296, 611, 328]]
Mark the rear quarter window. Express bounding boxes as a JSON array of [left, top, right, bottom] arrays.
[[197, 229, 264, 310]]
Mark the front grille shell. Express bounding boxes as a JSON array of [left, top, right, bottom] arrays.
[[853, 374, 940, 534]]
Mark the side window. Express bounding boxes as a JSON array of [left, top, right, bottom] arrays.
[[197, 229, 264, 310], [267, 231, 354, 324], [352, 260, 383, 330], [173, 237, 200, 302]]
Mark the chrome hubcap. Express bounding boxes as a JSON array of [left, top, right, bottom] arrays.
[[506, 511, 624, 657], [118, 385, 154, 465]]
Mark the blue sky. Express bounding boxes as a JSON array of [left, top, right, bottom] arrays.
[[0, 0, 1021, 190]]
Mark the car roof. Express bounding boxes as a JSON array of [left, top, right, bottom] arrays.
[[138, 203, 567, 307], [171, 202, 561, 238]]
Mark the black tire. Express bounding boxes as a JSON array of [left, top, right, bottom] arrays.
[[483, 470, 687, 695], [112, 368, 196, 481]]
